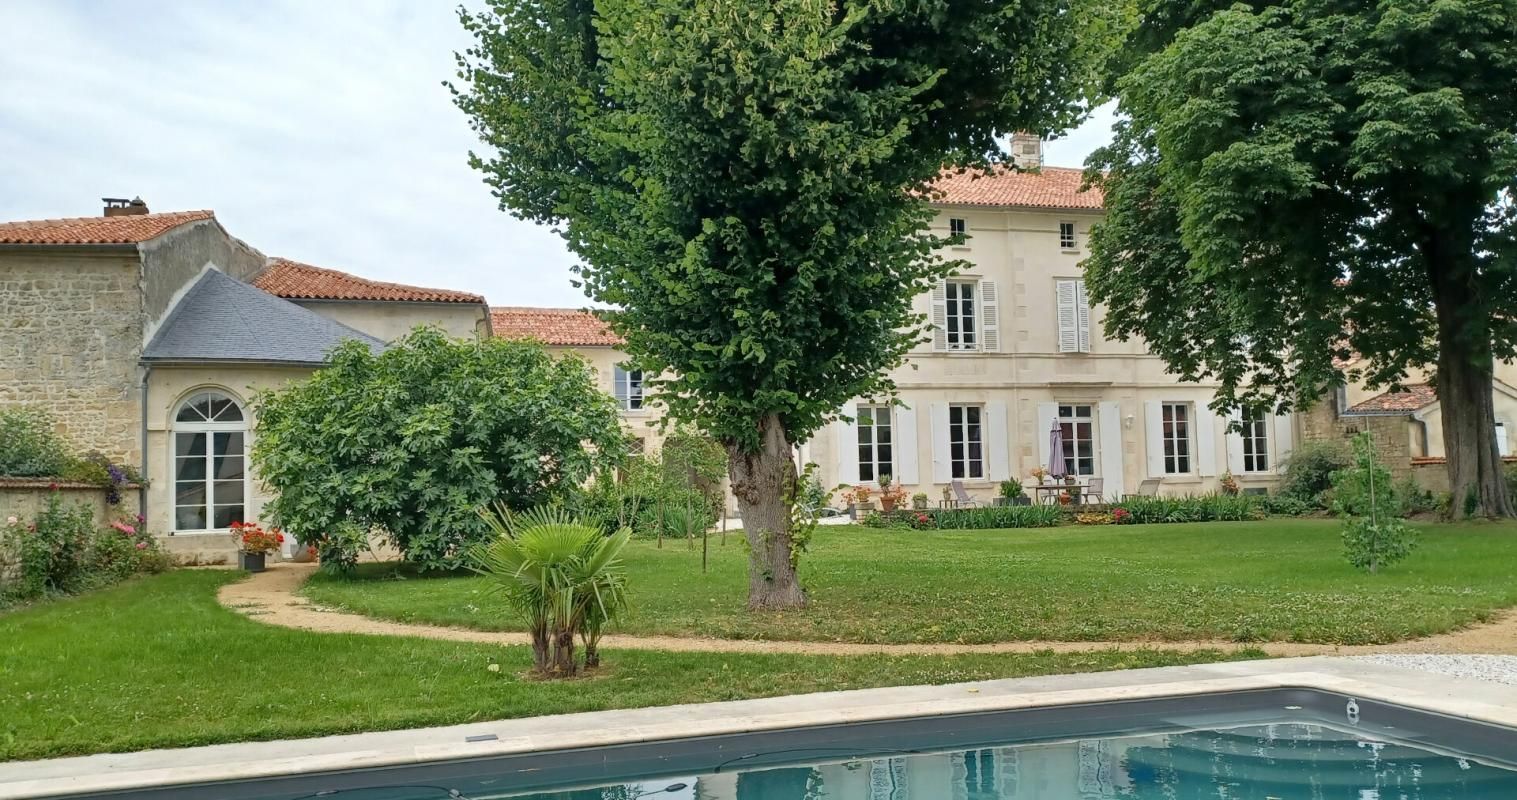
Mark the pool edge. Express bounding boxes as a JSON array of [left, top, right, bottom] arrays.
[[5, 656, 1516, 799]]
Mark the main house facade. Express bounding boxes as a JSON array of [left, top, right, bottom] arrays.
[[0, 199, 490, 560], [493, 144, 1299, 504]]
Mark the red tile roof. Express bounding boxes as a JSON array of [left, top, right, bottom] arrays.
[[930, 166, 1103, 210], [1344, 384, 1438, 415], [490, 307, 624, 346], [0, 210, 215, 245], [255, 258, 484, 304]]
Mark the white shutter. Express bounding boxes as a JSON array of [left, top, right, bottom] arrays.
[[929, 403, 951, 483], [1273, 412, 1296, 473], [1145, 400, 1166, 478], [1195, 405, 1218, 477], [1225, 410, 1245, 475], [895, 404, 920, 485], [931, 282, 948, 352], [1036, 402, 1057, 473], [1075, 280, 1091, 353], [1098, 401, 1124, 502], [835, 406, 859, 485], [1498, 422, 1511, 457], [980, 280, 1000, 353], [986, 401, 1010, 481], [1056, 281, 1078, 353]]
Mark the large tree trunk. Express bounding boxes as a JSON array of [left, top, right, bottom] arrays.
[[1427, 230, 1515, 518], [1435, 353, 1513, 518], [726, 414, 807, 610]]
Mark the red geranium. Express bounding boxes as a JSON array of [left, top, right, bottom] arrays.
[[233, 521, 284, 555]]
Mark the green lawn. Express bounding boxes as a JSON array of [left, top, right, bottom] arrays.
[[304, 519, 1517, 645], [0, 571, 1251, 761]]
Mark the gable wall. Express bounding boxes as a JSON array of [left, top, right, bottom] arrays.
[[0, 249, 145, 463]]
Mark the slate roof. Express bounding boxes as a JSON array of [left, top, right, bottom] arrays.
[[143, 269, 385, 365], [930, 166, 1103, 210], [0, 210, 215, 245], [1343, 384, 1439, 415], [255, 258, 485, 304], [490, 307, 624, 346]]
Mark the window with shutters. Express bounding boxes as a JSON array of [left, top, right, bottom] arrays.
[[948, 217, 968, 245], [1059, 221, 1077, 250], [1161, 402, 1193, 474], [945, 280, 977, 350], [1241, 411, 1270, 472], [856, 405, 893, 482], [1057, 404, 1097, 476], [173, 390, 246, 532], [1056, 279, 1091, 353], [613, 365, 643, 411], [948, 404, 984, 479]]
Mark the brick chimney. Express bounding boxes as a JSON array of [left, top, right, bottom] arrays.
[[102, 197, 149, 217], [1010, 132, 1043, 169]]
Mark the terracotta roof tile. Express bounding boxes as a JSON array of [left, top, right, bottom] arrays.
[[255, 258, 484, 304], [930, 166, 1103, 210], [0, 210, 215, 245], [1344, 384, 1438, 415], [490, 307, 623, 347]]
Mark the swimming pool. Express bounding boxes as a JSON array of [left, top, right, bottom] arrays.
[[55, 688, 1517, 800]]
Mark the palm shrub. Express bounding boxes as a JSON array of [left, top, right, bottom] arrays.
[[1333, 433, 1417, 574], [471, 505, 630, 676]]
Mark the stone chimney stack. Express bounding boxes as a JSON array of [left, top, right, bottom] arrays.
[[1010, 132, 1043, 169], [102, 197, 149, 217]]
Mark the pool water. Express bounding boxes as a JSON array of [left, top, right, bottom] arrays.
[[490, 722, 1517, 800]]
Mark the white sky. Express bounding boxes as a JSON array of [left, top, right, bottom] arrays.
[[0, 1, 1115, 309]]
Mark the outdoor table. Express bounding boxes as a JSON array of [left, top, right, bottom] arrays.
[[1032, 482, 1086, 505]]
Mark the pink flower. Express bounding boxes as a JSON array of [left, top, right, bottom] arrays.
[[5, 516, 16, 525], [135, 541, 147, 550], [111, 520, 136, 535]]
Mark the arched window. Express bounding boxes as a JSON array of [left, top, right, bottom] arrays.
[[173, 390, 246, 532]]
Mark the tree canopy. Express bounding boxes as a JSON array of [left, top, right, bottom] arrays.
[[252, 328, 625, 569], [453, 0, 1123, 607], [1085, 0, 1517, 516]]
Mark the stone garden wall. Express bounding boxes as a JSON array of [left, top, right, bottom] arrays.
[[0, 479, 142, 529]]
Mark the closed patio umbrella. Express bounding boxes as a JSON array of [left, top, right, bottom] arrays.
[[1048, 421, 1067, 478]]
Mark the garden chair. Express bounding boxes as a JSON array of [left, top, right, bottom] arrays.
[[1123, 478, 1161, 500], [1081, 477, 1104, 505], [949, 480, 979, 508]]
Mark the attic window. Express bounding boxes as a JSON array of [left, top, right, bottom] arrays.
[[946, 215, 970, 244], [1059, 221, 1077, 250]]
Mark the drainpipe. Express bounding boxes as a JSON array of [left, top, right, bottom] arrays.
[[140, 365, 151, 528]]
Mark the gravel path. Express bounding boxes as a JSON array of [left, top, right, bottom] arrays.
[[219, 563, 1517, 658], [1349, 655, 1517, 686]]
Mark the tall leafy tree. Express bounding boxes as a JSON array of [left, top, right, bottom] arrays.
[[453, 0, 1121, 608], [1085, 0, 1517, 517]]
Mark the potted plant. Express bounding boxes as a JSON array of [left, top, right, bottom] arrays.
[[997, 478, 1024, 506], [1030, 466, 1050, 485], [878, 477, 907, 512], [842, 484, 875, 515], [232, 521, 283, 572], [1219, 471, 1240, 496], [911, 492, 929, 510]]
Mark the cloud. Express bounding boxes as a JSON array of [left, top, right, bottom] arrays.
[[0, 1, 1114, 309]]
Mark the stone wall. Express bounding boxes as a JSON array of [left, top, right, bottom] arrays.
[[1298, 403, 1413, 482], [0, 250, 145, 463], [0, 479, 142, 529]]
